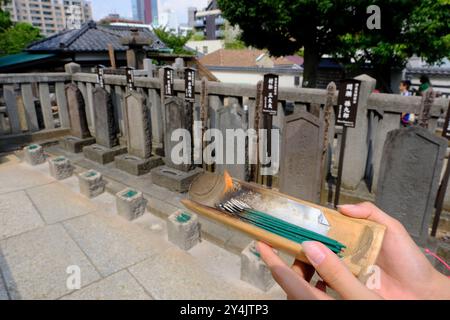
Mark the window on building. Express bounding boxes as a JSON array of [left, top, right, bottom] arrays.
[[294, 76, 301, 87]]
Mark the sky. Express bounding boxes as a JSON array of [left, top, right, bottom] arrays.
[[90, 0, 208, 25]]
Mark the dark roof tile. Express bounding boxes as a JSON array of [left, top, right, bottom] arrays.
[[27, 21, 167, 53]]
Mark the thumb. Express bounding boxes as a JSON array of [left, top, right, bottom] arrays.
[[301, 241, 380, 300]]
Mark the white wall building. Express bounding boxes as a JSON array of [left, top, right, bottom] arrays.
[[186, 39, 224, 55], [199, 49, 304, 88]]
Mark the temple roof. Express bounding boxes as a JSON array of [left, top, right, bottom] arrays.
[[27, 21, 167, 53]]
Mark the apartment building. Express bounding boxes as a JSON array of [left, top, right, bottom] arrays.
[[1, 0, 93, 36], [131, 0, 158, 26], [193, 0, 225, 40]]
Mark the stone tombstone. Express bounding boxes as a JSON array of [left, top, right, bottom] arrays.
[[124, 92, 152, 159], [375, 126, 447, 244], [216, 102, 247, 180], [65, 84, 91, 139], [279, 111, 324, 203], [92, 87, 118, 148], [164, 96, 192, 172]]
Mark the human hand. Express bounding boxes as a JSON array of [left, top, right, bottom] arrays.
[[257, 202, 450, 300]]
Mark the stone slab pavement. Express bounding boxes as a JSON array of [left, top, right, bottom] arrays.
[[0, 153, 286, 300]]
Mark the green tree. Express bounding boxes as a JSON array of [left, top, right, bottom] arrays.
[[0, 0, 13, 30], [223, 21, 246, 50], [154, 27, 194, 55], [337, 0, 450, 91], [218, 0, 450, 90], [0, 22, 42, 56], [0, 0, 42, 56]]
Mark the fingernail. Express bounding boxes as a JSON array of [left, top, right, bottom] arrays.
[[302, 241, 326, 266], [337, 204, 356, 209]]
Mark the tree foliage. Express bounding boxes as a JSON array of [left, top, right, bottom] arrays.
[[0, 0, 12, 30], [0, 22, 42, 56], [218, 0, 450, 90], [0, 0, 42, 56], [153, 27, 194, 55]]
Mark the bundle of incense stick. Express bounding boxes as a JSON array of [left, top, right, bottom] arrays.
[[218, 198, 346, 255]]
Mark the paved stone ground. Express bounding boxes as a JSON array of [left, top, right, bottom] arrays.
[[0, 153, 287, 300]]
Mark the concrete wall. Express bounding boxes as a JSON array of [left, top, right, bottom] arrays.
[[186, 40, 224, 55], [211, 70, 303, 88]]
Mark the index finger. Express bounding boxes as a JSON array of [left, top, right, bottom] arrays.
[[257, 242, 331, 300]]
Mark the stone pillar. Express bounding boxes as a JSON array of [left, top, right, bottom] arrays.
[[143, 58, 155, 77], [83, 87, 127, 164], [151, 95, 203, 192], [93, 87, 118, 149], [148, 88, 164, 155], [240, 241, 275, 292], [115, 92, 163, 175], [60, 84, 95, 153], [371, 112, 400, 193], [341, 74, 376, 190]]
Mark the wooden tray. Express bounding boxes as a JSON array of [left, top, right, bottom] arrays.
[[181, 173, 386, 277]]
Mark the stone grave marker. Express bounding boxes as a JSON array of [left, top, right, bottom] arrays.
[[375, 126, 447, 244], [215, 101, 247, 180], [115, 92, 163, 175], [278, 111, 324, 203], [163, 96, 193, 172], [3, 86, 21, 134], [151, 96, 203, 192], [83, 87, 127, 164], [60, 84, 95, 153]]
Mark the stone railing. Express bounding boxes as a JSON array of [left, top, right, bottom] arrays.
[[1, 64, 449, 204]]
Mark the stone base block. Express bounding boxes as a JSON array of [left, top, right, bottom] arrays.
[[151, 166, 203, 192], [49, 156, 74, 180], [115, 154, 163, 176], [78, 170, 106, 198], [115, 188, 148, 221], [240, 241, 275, 292], [153, 143, 164, 157], [23, 144, 45, 166], [167, 211, 201, 250], [60, 136, 95, 153], [83, 144, 127, 165]]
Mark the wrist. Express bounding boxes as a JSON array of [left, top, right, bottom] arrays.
[[429, 270, 450, 299]]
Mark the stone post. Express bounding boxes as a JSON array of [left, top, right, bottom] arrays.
[[240, 241, 275, 292], [143, 58, 155, 77], [60, 84, 95, 153], [23, 144, 45, 165], [78, 170, 106, 198], [167, 211, 201, 250], [49, 156, 74, 180], [115, 188, 148, 221], [114, 91, 163, 175], [65, 62, 81, 75]]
